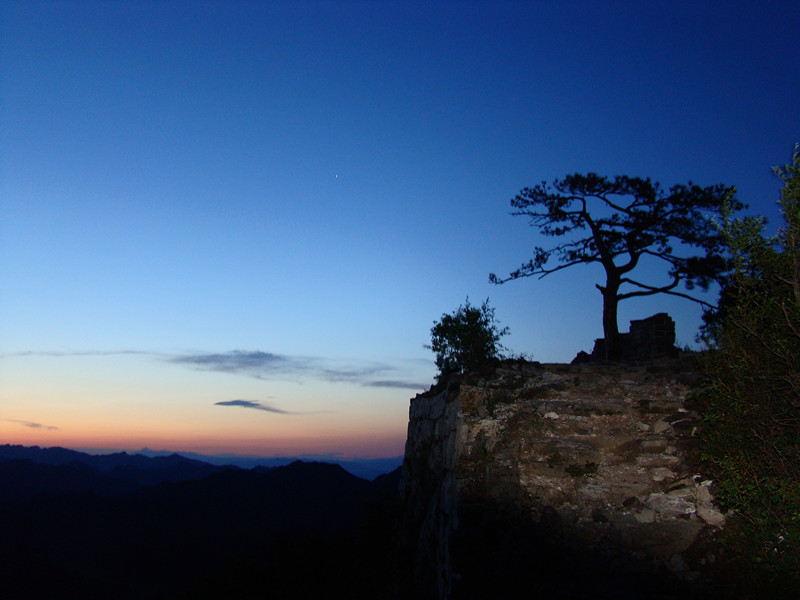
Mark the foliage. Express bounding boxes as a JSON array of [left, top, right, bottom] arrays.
[[427, 298, 509, 379], [490, 173, 740, 358], [698, 145, 800, 595]]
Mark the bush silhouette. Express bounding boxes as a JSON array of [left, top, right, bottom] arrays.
[[427, 298, 509, 379]]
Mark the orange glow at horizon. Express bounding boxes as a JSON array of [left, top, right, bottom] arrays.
[[0, 351, 415, 459], [0, 419, 407, 458]]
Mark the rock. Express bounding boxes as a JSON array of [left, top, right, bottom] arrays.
[[636, 454, 680, 468], [667, 477, 696, 492], [696, 481, 714, 505], [653, 420, 673, 434], [634, 507, 657, 523], [645, 492, 696, 516], [650, 467, 674, 482], [697, 504, 726, 527], [543, 411, 560, 420], [667, 485, 695, 500], [640, 438, 668, 451]]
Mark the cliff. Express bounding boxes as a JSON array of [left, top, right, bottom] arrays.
[[398, 356, 727, 599]]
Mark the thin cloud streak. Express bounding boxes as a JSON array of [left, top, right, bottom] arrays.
[[3, 418, 59, 431], [366, 380, 430, 390], [169, 350, 309, 380], [2, 348, 431, 390], [169, 349, 422, 388], [174, 350, 288, 371], [214, 400, 293, 414]]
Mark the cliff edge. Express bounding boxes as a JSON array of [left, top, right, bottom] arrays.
[[397, 357, 727, 599]]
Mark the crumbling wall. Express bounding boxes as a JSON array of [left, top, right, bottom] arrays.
[[590, 313, 679, 361]]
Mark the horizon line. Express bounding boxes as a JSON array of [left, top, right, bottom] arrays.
[[2, 443, 404, 462]]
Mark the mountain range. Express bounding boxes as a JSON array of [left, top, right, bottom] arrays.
[[0, 444, 401, 599], [0, 443, 403, 480]]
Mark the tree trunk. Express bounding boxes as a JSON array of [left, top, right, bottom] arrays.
[[601, 284, 622, 360]]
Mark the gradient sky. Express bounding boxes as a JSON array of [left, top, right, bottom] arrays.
[[1, 1, 798, 458]]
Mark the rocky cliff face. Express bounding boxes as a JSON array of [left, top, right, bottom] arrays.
[[398, 357, 727, 599]]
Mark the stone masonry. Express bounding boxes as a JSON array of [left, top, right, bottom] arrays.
[[589, 313, 679, 361]]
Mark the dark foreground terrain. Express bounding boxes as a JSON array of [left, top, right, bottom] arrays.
[[0, 446, 400, 599], [1, 445, 768, 599]]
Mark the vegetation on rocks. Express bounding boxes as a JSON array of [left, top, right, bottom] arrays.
[[698, 145, 800, 596]]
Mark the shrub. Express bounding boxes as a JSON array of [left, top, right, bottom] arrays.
[[427, 298, 509, 379]]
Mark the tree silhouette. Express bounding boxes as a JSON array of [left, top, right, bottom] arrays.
[[490, 173, 740, 359]]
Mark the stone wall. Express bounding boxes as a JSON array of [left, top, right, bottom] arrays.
[[398, 357, 726, 599]]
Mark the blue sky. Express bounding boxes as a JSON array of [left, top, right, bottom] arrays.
[[1, 1, 798, 457]]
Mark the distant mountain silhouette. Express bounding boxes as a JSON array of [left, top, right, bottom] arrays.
[[0, 443, 222, 474], [0, 444, 226, 505], [135, 447, 403, 480], [0, 446, 401, 600], [0, 444, 402, 480]]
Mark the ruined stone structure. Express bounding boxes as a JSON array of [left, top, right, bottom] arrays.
[[589, 313, 679, 361], [398, 357, 726, 599]]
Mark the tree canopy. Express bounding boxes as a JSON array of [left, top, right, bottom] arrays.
[[490, 173, 741, 359]]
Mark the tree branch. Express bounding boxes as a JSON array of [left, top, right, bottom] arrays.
[[490, 256, 597, 284], [617, 276, 716, 307]]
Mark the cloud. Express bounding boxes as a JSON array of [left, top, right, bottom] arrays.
[[3, 418, 59, 431], [214, 400, 292, 414], [318, 365, 387, 383], [169, 350, 305, 379], [4, 347, 432, 391], [365, 380, 430, 390], [169, 349, 395, 385], [174, 350, 286, 371]]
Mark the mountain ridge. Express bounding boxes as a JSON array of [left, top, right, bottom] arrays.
[[0, 444, 403, 480]]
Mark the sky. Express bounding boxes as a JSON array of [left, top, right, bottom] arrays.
[[1, 1, 798, 459]]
